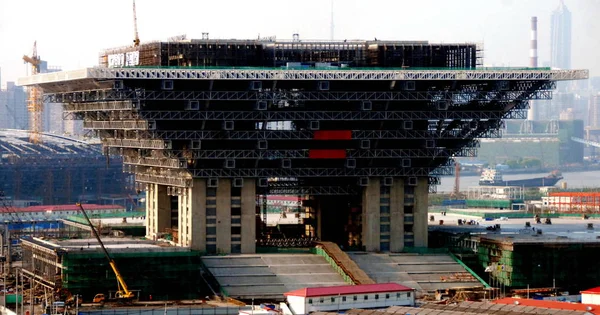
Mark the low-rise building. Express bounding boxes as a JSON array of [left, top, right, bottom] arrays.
[[284, 283, 415, 315], [2, 204, 125, 222], [582, 286, 600, 305]]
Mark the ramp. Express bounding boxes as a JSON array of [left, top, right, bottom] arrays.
[[202, 254, 347, 300], [347, 252, 484, 294]]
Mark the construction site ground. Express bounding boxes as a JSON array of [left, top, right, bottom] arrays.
[[202, 254, 347, 300], [346, 252, 483, 295]]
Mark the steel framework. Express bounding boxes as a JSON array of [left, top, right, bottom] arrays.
[[17, 68, 588, 86], [19, 64, 588, 195]]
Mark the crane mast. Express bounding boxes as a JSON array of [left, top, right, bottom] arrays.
[[133, 0, 140, 47], [22, 41, 43, 144]]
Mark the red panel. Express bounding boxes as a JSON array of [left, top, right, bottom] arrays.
[[313, 130, 352, 140], [309, 149, 346, 159]]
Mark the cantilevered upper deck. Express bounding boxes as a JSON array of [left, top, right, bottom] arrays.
[[18, 67, 588, 90]]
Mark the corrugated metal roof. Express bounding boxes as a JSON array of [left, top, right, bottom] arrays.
[[284, 283, 412, 297], [7, 204, 125, 213], [493, 298, 597, 314]]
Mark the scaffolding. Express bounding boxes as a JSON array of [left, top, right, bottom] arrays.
[[21, 237, 207, 301]]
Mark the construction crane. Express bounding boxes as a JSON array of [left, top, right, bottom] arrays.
[[132, 0, 140, 47], [22, 41, 43, 144], [76, 203, 135, 302]]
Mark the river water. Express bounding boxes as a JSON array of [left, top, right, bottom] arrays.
[[437, 170, 600, 193]]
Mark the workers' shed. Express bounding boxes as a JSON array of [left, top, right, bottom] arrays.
[[582, 286, 600, 305], [284, 283, 415, 315]]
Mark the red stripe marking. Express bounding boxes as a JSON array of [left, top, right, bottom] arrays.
[[309, 149, 346, 159], [313, 130, 352, 140]]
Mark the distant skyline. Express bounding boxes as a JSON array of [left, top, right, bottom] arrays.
[[551, 0, 572, 70], [1, 0, 599, 87]]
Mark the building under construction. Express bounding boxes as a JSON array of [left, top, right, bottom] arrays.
[[476, 234, 600, 292], [18, 37, 587, 254], [0, 129, 132, 206], [20, 236, 206, 301]]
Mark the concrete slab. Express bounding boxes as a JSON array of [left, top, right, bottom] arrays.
[[347, 252, 485, 295], [202, 253, 346, 300]]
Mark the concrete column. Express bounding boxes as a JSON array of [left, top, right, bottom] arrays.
[[361, 178, 381, 252], [190, 179, 207, 251], [216, 179, 232, 254], [316, 199, 322, 240], [145, 184, 154, 238], [240, 180, 256, 253], [178, 193, 187, 246], [156, 185, 171, 233], [413, 177, 429, 247], [390, 180, 405, 252]]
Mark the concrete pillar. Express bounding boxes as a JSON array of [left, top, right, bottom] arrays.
[[145, 184, 154, 238], [190, 179, 207, 251], [413, 177, 429, 247], [145, 184, 170, 239], [216, 179, 232, 254], [240, 180, 256, 253], [316, 200, 322, 240], [177, 179, 207, 251], [390, 180, 405, 252], [361, 178, 381, 252], [156, 185, 171, 232]]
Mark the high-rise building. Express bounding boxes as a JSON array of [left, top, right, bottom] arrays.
[[0, 66, 28, 130], [550, 0, 571, 70]]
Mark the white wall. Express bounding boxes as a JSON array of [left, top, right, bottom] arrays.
[[287, 291, 414, 315], [582, 293, 600, 305], [287, 296, 305, 315]]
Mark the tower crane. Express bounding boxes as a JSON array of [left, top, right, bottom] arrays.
[[133, 0, 140, 47], [22, 41, 43, 144]]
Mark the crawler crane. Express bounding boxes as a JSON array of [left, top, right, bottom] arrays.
[[76, 203, 135, 303]]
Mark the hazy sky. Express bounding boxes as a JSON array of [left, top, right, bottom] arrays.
[[1, 0, 599, 87]]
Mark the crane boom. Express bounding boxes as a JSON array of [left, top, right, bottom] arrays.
[[133, 0, 140, 46], [76, 203, 134, 299]]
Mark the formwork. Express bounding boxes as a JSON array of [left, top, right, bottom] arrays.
[[476, 235, 600, 291], [21, 237, 207, 301]]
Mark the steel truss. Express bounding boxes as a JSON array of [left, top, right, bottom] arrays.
[[63, 100, 136, 112], [267, 185, 359, 196], [136, 148, 474, 160], [18, 67, 587, 86], [186, 166, 454, 178], [47, 88, 554, 103], [130, 110, 526, 121], [100, 130, 499, 148], [137, 129, 495, 140], [68, 109, 528, 123]]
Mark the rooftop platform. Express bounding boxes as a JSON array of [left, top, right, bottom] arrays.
[[202, 253, 347, 300], [429, 212, 600, 240], [23, 236, 184, 254], [18, 67, 588, 88], [346, 252, 483, 294]]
